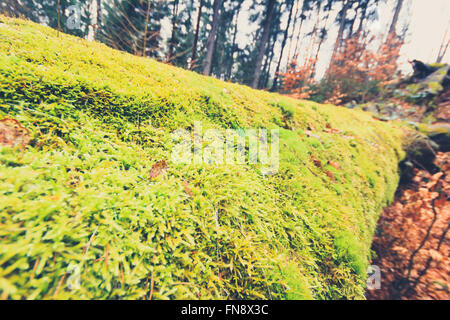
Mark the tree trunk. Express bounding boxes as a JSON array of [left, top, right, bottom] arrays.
[[291, 1, 306, 61], [97, 0, 102, 35], [271, 0, 295, 91], [226, 2, 243, 80], [251, 0, 276, 89], [167, 0, 180, 62], [286, 0, 300, 67], [142, 0, 152, 57], [436, 24, 449, 63], [190, 0, 203, 70], [202, 0, 222, 76], [311, 8, 330, 79], [329, 0, 351, 69], [87, 0, 98, 42], [57, 0, 61, 34], [264, 39, 276, 88], [262, 33, 276, 88], [388, 0, 404, 36], [354, 3, 367, 37]]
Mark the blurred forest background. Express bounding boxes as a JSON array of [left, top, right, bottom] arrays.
[[1, 0, 448, 105]]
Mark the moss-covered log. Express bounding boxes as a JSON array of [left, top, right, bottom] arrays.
[[0, 16, 407, 300]]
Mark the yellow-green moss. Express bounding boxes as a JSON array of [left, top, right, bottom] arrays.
[[0, 16, 406, 300]]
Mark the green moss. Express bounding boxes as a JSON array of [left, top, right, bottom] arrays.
[[334, 231, 367, 278], [276, 100, 296, 120], [0, 16, 407, 300], [427, 81, 444, 94]]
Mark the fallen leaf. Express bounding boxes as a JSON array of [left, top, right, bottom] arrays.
[[311, 156, 322, 168], [183, 180, 193, 197], [326, 170, 336, 182], [328, 161, 340, 170], [149, 159, 167, 181], [0, 118, 31, 148]]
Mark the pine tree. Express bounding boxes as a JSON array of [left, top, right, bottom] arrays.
[[202, 0, 223, 75], [251, 0, 277, 89], [271, 0, 295, 91], [99, 0, 168, 58]]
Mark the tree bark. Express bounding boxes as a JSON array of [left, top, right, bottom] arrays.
[[97, 0, 102, 34], [87, 0, 98, 42], [311, 7, 330, 79], [329, 0, 351, 69], [271, 0, 295, 91], [354, 3, 367, 37], [226, 2, 243, 80], [202, 0, 222, 76], [190, 0, 204, 70], [167, 0, 180, 62], [286, 0, 300, 67], [251, 0, 276, 89], [291, 0, 306, 61], [388, 0, 404, 36], [142, 0, 152, 57]]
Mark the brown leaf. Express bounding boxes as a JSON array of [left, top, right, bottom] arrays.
[[311, 156, 322, 169], [0, 118, 31, 148], [326, 170, 336, 182], [182, 180, 193, 197], [328, 161, 340, 170], [149, 159, 167, 181]]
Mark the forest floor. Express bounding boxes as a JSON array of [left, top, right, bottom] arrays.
[[367, 152, 449, 299]]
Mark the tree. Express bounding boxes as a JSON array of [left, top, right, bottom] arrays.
[[225, 0, 243, 80], [167, 0, 180, 62], [1, 0, 90, 37], [290, 0, 313, 64], [190, 0, 204, 70], [98, 0, 168, 58], [329, 0, 352, 67], [251, 0, 277, 89], [388, 0, 404, 36], [202, 0, 222, 75], [271, 0, 295, 91], [436, 24, 449, 63]]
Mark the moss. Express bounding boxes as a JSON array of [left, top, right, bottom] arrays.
[[427, 81, 444, 94], [0, 16, 407, 300], [428, 63, 446, 69], [334, 231, 367, 278], [406, 83, 421, 94], [276, 100, 295, 120]]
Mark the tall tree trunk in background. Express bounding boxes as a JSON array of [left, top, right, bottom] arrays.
[[226, 2, 243, 80], [388, 0, 404, 36], [167, 0, 180, 62], [329, 0, 351, 69], [264, 41, 276, 88], [202, 0, 222, 76], [311, 9, 330, 78], [306, 1, 322, 63], [57, 0, 61, 34], [262, 34, 276, 88], [291, 1, 307, 62], [97, 0, 102, 36], [251, 0, 276, 89], [87, 0, 98, 41], [436, 25, 449, 63], [142, 0, 152, 57], [354, 3, 367, 36], [286, 0, 300, 66], [271, 0, 295, 91], [190, 0, 203, 70]]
